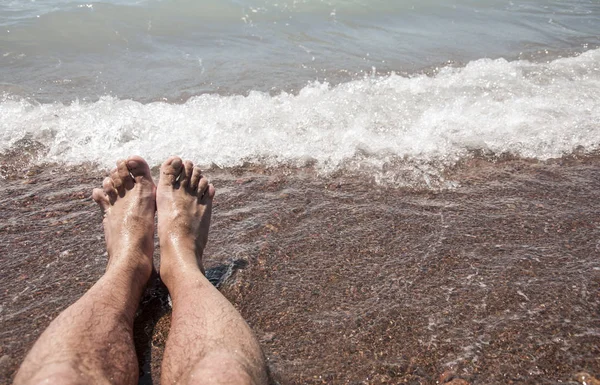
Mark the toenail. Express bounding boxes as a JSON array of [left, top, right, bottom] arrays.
[[127, 160, 139, 169], [171, 158, 182, 169]]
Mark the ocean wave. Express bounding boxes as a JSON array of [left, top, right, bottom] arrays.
[[1, 48, 599, 177]]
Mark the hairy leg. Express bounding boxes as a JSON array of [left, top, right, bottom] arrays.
[[14, 156, 156, 385], [157, 157, 267, 385]]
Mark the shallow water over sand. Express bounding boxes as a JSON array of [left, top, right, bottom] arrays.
[[1, 156, 599, 384]]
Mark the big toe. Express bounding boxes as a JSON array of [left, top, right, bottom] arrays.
[[127, 155, 153, 184], [160, 156, 183, 186]]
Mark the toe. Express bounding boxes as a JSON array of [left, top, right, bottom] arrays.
[[160, 156, 183, 186], [207, 184, 215, 199], [180, 160, 194, 188], [92, 188, 110, 211], [201, 184, 216, 203], [110, 167, 125, 196], [103, 177, 118, 204], [197, 176, 209, 198], [116, 159, 135, 190], [190, 166, 202, 190], [127, 155, 153, 183]]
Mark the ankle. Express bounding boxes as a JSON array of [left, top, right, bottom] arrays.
[[161, 268, 208, 296], [159, 236, 204, 262], [159, 240, 205, 287], [104, 258, 153, 293]]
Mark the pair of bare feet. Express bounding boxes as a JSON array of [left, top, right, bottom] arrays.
[[91, 155, 214, 286], [14, 156, 267, 385]]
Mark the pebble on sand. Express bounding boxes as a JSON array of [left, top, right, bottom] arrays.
[[574, 372, 600, 385]]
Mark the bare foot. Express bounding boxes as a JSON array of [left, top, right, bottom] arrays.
[[156, 156, 215, 286], [92, 156, 156, 277]]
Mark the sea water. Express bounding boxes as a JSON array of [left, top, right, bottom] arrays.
[[0, 0, 599, 179]]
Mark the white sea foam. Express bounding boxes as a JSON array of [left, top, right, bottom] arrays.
[[1, 49, 599, 174]]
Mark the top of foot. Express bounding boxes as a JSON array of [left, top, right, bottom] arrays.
[[156, 156, 215, 284], [92, 156, 156, 273]]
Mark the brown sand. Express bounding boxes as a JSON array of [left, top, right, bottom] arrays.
[[0, 155, 599, 384]]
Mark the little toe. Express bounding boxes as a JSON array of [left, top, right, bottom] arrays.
[[116, 159, 135, 190], [127, 155, 153, 183], [207, 184, 216, 199], [160, 156, 184, 186], [190, 166, 202, 190], [92, 188, 110, 211], [180, 160, 194, 188], [103, 176, 118, 204], [201, 184, 216, 203]]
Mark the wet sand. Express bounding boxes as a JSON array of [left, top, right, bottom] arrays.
[[0, 155, 599, 384]]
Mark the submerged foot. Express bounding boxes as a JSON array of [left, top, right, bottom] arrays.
[[92, 156, 156, 277], [156, 156, 215, 286]]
